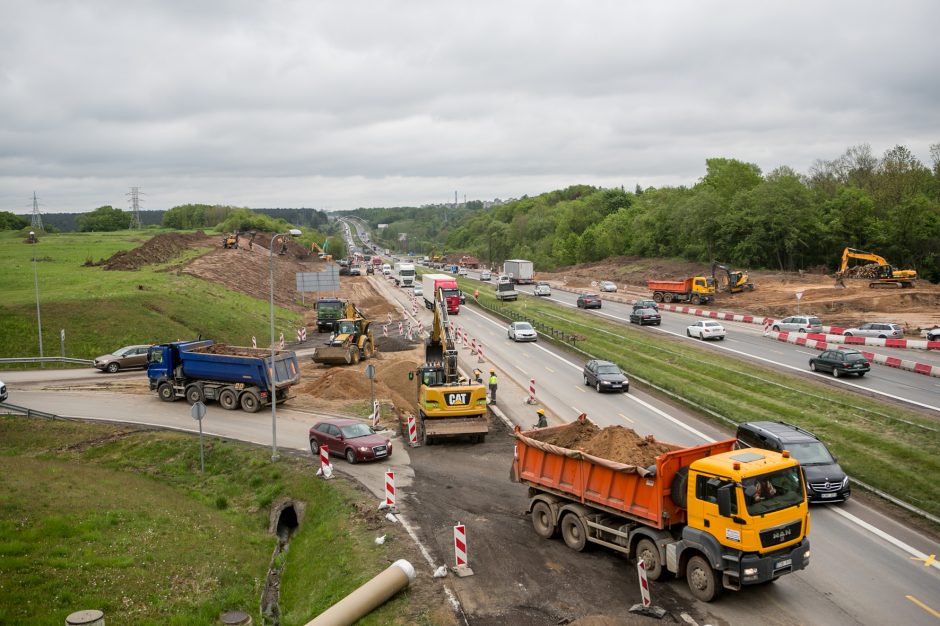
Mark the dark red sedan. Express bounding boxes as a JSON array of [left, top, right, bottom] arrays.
[[309, 418, 392, 464]]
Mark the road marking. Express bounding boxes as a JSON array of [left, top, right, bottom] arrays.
[[545, 366, 555, 373], [906, 595, 940, 619], [571, 406, 582, 414], [515, 365, 528, 374], [618, 412, 634, 423], [829, 507, 940, 572], [910, 553, 936, 567], [576, 386, 585, 393]]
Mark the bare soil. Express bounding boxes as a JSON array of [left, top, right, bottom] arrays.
[[537, 256, 940, 332], [531, 420, 679, 467]]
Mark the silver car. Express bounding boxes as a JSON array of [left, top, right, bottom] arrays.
[[94, 344, 152, 373], [842, 323, 904, 339], [508, 321, 538, 342], [599, 280, 617, 292], [770, 316, 823, 334], [534, 282, 552, 296]]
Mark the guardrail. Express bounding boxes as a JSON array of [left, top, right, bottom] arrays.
[[0, 402, 60, 420], [0, 357, 94, 366]]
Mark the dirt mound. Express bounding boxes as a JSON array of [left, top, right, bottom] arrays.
[[375, 335, 422, 352], [532, 420, 678, 467], [102, 231, 212, 270]]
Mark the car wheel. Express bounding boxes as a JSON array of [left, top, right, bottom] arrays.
[[596, 382, 601, 392], [772, 325, 780, 332], [878, 335, 887, 339], [309, 439, 320, 456], [810, 361, 817, 371], [798, 328, 807, 333], [219, 388, 238, 410], [687, 329, 692, 337], [106, 362, 120, 374], [832, 368, 841, 378], [844, 332, 853, 337], [345, 448, 357, 464], [857, 372, 866, 377], [583, 375, 589, 386], [699, 334, 706, 341]]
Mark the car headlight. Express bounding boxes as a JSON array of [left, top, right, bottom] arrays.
[[358, 446, 370, 453], [601, 381, 611, 385], [842, 476, 849, 487]]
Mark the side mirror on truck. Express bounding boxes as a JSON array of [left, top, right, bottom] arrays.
[[717, 483, 733, 517]]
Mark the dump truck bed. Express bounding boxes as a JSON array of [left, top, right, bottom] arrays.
[[514, 422, 735, 529], [178, 342, 300, 389], [647, 278, 694, 292]]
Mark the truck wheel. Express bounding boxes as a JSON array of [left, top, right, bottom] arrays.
[[652, 293, 663, 303], [686, 555, 721, 602], [560, 512, 588, 552], [219, 388, 238, 410], [636, 538, 664, 581], [157, 382, 176, 402], [106, 362, 120, 373], [185, 384, 204, 405], [663, 293, 673, 303], [350, 349, 360, 364], [240, 392, 261, 413], [531, 501, 556, 538], [691, 295, 701, 305]]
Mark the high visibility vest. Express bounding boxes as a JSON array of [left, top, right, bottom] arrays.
[[489, 375, 497, 386]]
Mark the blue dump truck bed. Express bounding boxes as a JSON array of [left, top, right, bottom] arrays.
[[177, 342, 300, 388]]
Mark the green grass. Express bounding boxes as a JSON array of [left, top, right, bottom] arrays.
[[465, 283, 940, 520], [0, 230, 302, 363], [0, 416, 418, 625]]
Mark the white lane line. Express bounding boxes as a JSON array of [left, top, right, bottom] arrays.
[[828, 507, 940, 572], [576, 386, 586, 393], [572, 406, 582, 414], [515, 365, 528, 374]]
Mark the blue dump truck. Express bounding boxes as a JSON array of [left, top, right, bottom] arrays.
[[148, 340, 301, 413]]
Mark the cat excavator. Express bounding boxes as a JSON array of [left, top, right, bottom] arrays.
[[414, 288, 489, 444], [836, 248, 916, 289], [711, 262, 754, 293], [311, 302, 374, 365]]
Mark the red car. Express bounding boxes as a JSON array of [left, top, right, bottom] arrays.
[[309, 418, 392, 464]]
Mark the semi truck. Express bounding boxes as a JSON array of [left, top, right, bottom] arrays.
[[494, 275, 518, 301], [648, 276, 715, 305], [147, 340, 300, 413], [513, 415, 811, 601], [503, 259, 534, 284], [394, 262, 416, 288], [422, 273, 460, 314]]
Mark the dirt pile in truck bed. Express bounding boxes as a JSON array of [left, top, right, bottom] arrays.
[[532, 420, 679, 467]]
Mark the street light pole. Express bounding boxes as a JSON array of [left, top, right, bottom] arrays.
[[268, 228, 302, 462]]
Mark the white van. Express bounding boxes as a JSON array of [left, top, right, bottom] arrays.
[[382, 263, 391, 276]]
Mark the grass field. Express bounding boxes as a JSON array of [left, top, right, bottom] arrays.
[[465, 282, 940, 520], [0, 230, 302, 363], [0, 416, 421, 625]]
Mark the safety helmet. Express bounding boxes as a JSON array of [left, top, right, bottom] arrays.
[[537, 408, 545, 415], [490, 369, 495, 373]]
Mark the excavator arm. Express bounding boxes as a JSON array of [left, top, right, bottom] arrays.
[[839, 248, 889, 273]]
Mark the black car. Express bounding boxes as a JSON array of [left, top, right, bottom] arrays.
[[582, 359, 629, 393], [809, 349, 870, 378], [629, 308, 661, 325], [577, 293, 602, 309], [632, 299, 658, 311], [736, 421, 850, 504]]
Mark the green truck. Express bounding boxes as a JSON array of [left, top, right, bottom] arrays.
[[316, 298, 347, 333]]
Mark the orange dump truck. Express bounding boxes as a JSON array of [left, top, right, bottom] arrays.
[[647, 276, 715, 305], [513, 415, 811, 601]]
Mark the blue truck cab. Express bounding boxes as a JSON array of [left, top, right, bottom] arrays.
[[148, 340, 300, 413]]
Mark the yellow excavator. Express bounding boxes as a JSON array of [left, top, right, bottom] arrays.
[[413, 289, 489, 444], [311, 240, 333, 262], [836, 247, 917, 289], [711, 262, 754, 293], [311, 302, 374, 365]]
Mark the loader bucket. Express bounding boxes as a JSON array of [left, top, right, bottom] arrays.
[[312, 345, 357, 365]]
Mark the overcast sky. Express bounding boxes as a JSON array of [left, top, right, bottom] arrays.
[[1, 1, 938, 214]]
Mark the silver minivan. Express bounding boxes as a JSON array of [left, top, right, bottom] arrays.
[[842, 322, 904, 339], [771, 315, 823, 333]]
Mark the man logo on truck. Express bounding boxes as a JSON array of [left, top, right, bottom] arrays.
[[445, 393, 469, 406]]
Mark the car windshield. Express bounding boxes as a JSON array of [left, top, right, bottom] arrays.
[[114, 347, 134, 356], [515, 323, 533, 331], [786, 441, 835, 465], [704, 322, 720, 327], [340, 423, 375, 439], [598, 365, 621, 375], [742, 466, 805, 516]]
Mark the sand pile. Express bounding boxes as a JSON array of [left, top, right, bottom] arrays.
[[531, 420, 678, 467]]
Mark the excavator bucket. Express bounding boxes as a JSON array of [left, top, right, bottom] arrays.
[[425, 337, 444, 364]]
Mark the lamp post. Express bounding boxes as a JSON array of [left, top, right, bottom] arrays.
[[269, 228, 302, 461]]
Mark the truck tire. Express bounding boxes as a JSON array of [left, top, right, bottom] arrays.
[[185, 384, 204, 405], [157, 382, 176, 402], [686, 555, 721, 602], [240, 391, 261, 413], [691, 295, 701, 305], [219, 388, 238, 410], [636, 538, 664, 581], [560, 512, 588, 552], [531, 501, 556, 539], [663, 293, 674, 303], [652, 293, 663, 303]]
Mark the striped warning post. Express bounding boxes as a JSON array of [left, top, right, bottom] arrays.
[[463, 332, 470, 349], [418, 320, 424, 335], [407, 414, 419, 446], [297, 327, 306, 342], [477, 342, 485, 363], [387, 312, 392, 324], [385, 469, 395, 507], [370, 400, 380, 428], [454, 522, 468, 567], [320, 444, 330, 474], [383, 324, 388, 337], [471, 337, 478, 354], [279, 332, 285, 349], [527, 378, 537, 404], [251, 336, 257, 348], [637, 559, 651, 607], [399, 321, 404, 336]]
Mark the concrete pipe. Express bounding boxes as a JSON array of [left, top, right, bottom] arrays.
[[304, 559, 415, 626]]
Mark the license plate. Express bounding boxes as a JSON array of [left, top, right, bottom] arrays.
[[775, 558, 792, 569], [821, 492, 837, 498], [610, 383, 621, 388], [375, 450, 387, 457]]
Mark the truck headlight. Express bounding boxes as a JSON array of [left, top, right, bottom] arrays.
[[744, 567, 758, 577], [804, 549, 811, 562]]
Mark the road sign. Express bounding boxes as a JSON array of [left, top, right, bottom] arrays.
[[365, 364, 376, 380], [191, 401, 206, 421], [795, 291, 804, 301]]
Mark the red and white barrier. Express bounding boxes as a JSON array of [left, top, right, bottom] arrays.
[[477, 342, 485, 363], [398, 321, 404, 336], [297, 327, 307, 342], [251, 336, 257, 349], [370, 400, 380, 428], [407, 414, 418, 446], [383, 324, 388, 337], [637, 559, 651, 607], [385, 469, 395, 507], [527, 378, 537, 404], [418, 320, 424, 335], [319, 444, 331, 479], [766, 331, 940, 378], [454, 522, 469, 568], [471, 337, 478, 355], [279, 332, 285, 349], [387, 312, 392, 324]]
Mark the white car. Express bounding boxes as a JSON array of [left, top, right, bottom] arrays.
[[480, 270, 492, 281], [0, 379, 7, 402], [534, 282, 551, 296], [599, 281, 617, 292], [842, 323, 904, 339], [413, 285, 423, 297], [928, 328, 940, 341], [508, 321, 538, 342], [458, 266, 469, 276], [687, 320, 727, 341]]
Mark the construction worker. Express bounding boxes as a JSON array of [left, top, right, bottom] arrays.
[[488, 370, 498, 405], [473, 368, 483, 384], [535, 408, 547, 428]]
